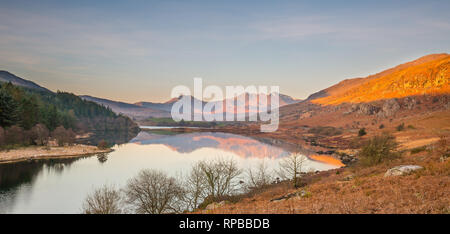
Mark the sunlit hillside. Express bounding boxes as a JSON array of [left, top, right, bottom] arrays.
[[313, 53, 450, 105]]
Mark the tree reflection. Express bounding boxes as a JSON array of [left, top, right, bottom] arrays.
[[97, 153, 109, 163]]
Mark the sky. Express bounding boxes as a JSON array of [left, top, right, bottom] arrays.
[[0, 0, 449, 103]]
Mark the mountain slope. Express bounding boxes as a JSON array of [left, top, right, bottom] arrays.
[[80, 95, 171, 119], [0, 70, 51, 93], [0, 73, 139, 135], [308, 53, 449, 105]]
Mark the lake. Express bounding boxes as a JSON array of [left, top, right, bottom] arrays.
[[0, 128, 342, 213]]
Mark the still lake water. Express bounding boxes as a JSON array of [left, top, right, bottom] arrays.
[[0, 128, 342, 213]]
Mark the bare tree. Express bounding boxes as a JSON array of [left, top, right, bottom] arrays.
[[197, 158, 242, 198], [51, 126, 75, 146], [123, 169, 185, 214], [277, 153, 307, 188], [51, 126, 68, 146], [66, 128, 76, 146], [184, 163, 207, 211], [31, 123, 49, 146], [246, 159, 273, 190], [82, 185, 123, 214]]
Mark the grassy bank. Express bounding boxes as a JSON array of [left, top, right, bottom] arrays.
[[0, 144, 113, 164]]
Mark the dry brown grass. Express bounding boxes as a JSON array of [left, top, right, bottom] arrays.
[[197, 141, 450, 214]]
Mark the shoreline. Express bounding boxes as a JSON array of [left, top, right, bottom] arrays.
[[0, 144, 114, 164]]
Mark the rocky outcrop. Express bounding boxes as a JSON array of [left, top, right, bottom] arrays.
[[378, 99, 400, 117], [351, 103, 380, 115], [346, 98, 402, 118], [402, 97, 417, 110], [384, 165, 424, 177]]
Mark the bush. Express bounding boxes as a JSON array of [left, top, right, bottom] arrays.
[[51, 126, 75, 146], [97, 140, 109, 149], [410, 146, 427, 154], [407, 125, 415, 129], [396, 123, 405, 131], [358, 133, 399, 166], [358, 128, 367, 137]]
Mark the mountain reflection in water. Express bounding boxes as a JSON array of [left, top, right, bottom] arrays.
[[0, 130, 342, 213], [131, 131, 291, 159]]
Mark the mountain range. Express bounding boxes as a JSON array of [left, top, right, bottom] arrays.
[[82, 92, 302, 120], [0, 70, 301, 121], [2, 53, 448, 125]]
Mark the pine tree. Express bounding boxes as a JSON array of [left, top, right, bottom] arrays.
[[0, 88, 19, 127]]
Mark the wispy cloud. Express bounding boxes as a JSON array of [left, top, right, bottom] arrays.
[[0, 8, 163, 62], [248, 7, 450, 42]]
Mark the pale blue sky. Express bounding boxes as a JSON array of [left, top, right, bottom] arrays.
[[1, 0, 449, 102]]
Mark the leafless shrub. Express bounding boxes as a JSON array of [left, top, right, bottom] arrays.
[[31, 123, 49, 146], [97, 139, 109, 149], [82, 185, 123, 214], [123, 169, 185, 214], [51, 126, 75, 146], [183, 158, 243, 210], [246, 160, 273, 190]]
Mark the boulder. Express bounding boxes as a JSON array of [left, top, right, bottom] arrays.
[[342, 174, 354, 181], [271, 189, 310, 202], [384, 165, 423, 177], [205, 201, 226, 210]]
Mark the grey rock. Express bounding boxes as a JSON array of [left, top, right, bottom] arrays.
[[205, 201, 226, 210], [342, 174, 354, 181], [378, 99, 400, 117], [384, 165, 423, 177]]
